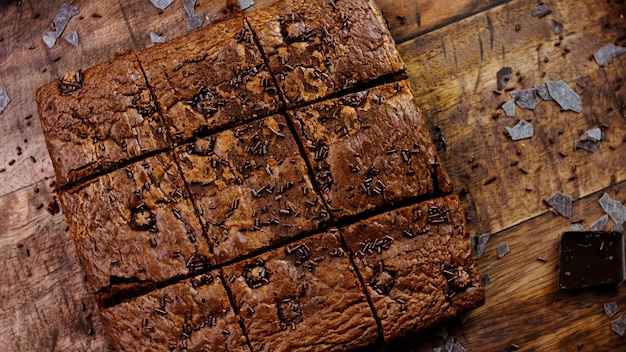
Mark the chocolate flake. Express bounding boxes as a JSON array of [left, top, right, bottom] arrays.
[[550, 20, 563, 34], [593, 43, 626, 67], [237, 0, 255, 10], [535, 84, 552, 101], [532, 4, 551, 17], [64, 30, 78, 47], [470, 234, 490, 258], [496, 67, 513, 90], [505, 120, 533, 141], [574, 76, 585, 88], [575, 127, 602, 152], [568, 223, 585, 232], [547, 191, 572, 218], [605, 302, 619, 318], [497, 242, 510, 259], [510, 89, 539, 110], [150, 0, 174, 10], [0, 84, 9, 113], [501, 99, 515, 117], [149, 31, 165, 44], [591, 214, 609, 231], [611, 316, 626, 336], [481, 274, 490, 287], [598, 193, 626, 230], [186, 14, 204, 32], [546, 80, 582, 113], [42, 4, 79, 48]]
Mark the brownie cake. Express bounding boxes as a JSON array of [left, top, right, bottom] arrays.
[[37, 52, 170, 187], [36, 0, 484, 350]]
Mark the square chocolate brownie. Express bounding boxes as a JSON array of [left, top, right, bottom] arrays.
[[101, 271, 249, 351], [59, 153, 212, 303], [222, 231, 378, 351], [341, 196, 484, 342], [289, 80, 451, 220], [175, 114, 329, 264], [138, 16, 282, 142], [36, 52, 169, 186], [246, 0, 405, 107]]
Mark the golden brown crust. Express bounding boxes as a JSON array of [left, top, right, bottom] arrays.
[[36, 53, 170, 187]]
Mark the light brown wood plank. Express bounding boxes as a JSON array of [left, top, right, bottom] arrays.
[[399, 0, 626, 236], [0, 179, 110, 351]]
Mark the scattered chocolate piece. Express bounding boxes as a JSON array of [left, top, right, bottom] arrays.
[[532, 4, 551, 17], [574, 76, 585, 88], [481, 274, 490, 287], [604, 302, 619, 318], [470, 234, 491, 258], [593, 43, 626, 67], [501, 99, 516, 117], [546, 80, 582, 113], [611, 316, 626, 336], [150, 0, 174, 10], [237, 0, 255, 10], [569, 223, 585, 232], [183, 0, 203, 31], [497, 242, 510, 259], [496, 67, 513, 90], [591, 214, 609, 231], [0, 84, 9, 113], [598, 193, 626, 231], [434, 326, 448, 340], [42, 4, 79, 48], [510, 89, 539, 110], [547, 192, 572, 218], [575, 127, 602, 152], [505, 120, 534, 141], [559, 231, 625, 289], [149, 31, 165, 44], [183, 0, 196, 18], [550, 19, 563, 34], [535, 84, 552, 101], [64, 30, 78, 47]]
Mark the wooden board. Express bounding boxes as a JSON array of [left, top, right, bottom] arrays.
[[0, 0, 624, 351]]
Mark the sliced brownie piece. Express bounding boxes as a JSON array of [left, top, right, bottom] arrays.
[[175, 114, 329, 265], [36, 52, 169, 187], [289, 80, 451, 220], [101, 272, 250, 352], [341, 196, 484, 342], [59, 153, 212, 303], [246, 0, 404, 107], [138, 16, 281, 143], [222, 231, 378, 351]]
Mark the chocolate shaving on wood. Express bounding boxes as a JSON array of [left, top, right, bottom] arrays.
[[186, 14, 204, 31], [149, 31, 165, 44], [183, 0, 204, 32], [535, 84, 552, 101], [593, 43, 626, 67], [481, 274, 490, 287], [598, 193, 626, 231], [505, 120, 533, 141], [604, 302, 619, 318], [510, 89, 539, 110], [550, 20, 563, 34], [574, 76, 585, 88], [496, 67, 513, 90], [611, 316, 626, 336], [497, 242, 510, 259], [547, 191, 572, 218], [0, 84, 9, 113], [591, 214, 609, 231], [470, 234, 490, 258], [501, 99, 515, 117], [42, 4, 79, 48], [532, 4, 551, 17], [568, 223, 585, 232], [546, 80, 582, 113], [237, 0, 255, 10], [150, 0, 174, 10], [64, 30, 78, 47], [575, 127, 602, 152]]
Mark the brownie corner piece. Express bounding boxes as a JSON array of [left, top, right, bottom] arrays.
[[137, 16, 282, 142], [222, 230, 378, 351], [59, 152, 212, 298], [341, 196, 484, 342], [290, 80, 451, 220], [175, 114, 329, 264], [101, 271, 249, 352], [247, 0, 405, 107], [36, 52, 169, 187]]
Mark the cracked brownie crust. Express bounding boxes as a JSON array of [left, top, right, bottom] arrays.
[[36, 52, 170, 187], [290, 80, 452, 220], [138, 16, 282, 142], [175, 115, 329, 264], [101, 271, 249, 352], [59, 153, 212, 297], [342, 196, 484, 342], [247, 0, 405, 107], [222, 231, 378, 352]]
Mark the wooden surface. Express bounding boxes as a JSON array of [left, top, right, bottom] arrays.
[[0, 0, 624, 351]]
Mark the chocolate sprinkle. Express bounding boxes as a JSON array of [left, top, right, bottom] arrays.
[[604, 302, 619, 318], [547, 191, 572, 218]]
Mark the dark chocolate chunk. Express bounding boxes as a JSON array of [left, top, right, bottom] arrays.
[[497, 242, 510, 259], [604, 302, 619, 318], [559, 231, 625, 289], [496, 67, 513, 90], [547, 191, 572, 218], [611, 316, 626, 336], [532, 4, 551, 17]]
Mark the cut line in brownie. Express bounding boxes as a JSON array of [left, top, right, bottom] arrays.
[[222, 230, 378, 351], [289, 80, 452, 220], [59, 152, 212, 304], [341, 196, 484, 342], [175, 114, 329, 265], [138, 15, 282, 143], [101, 271, 250, 352], [246, 0, 405, 108], [36, 52, 170, 187]]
